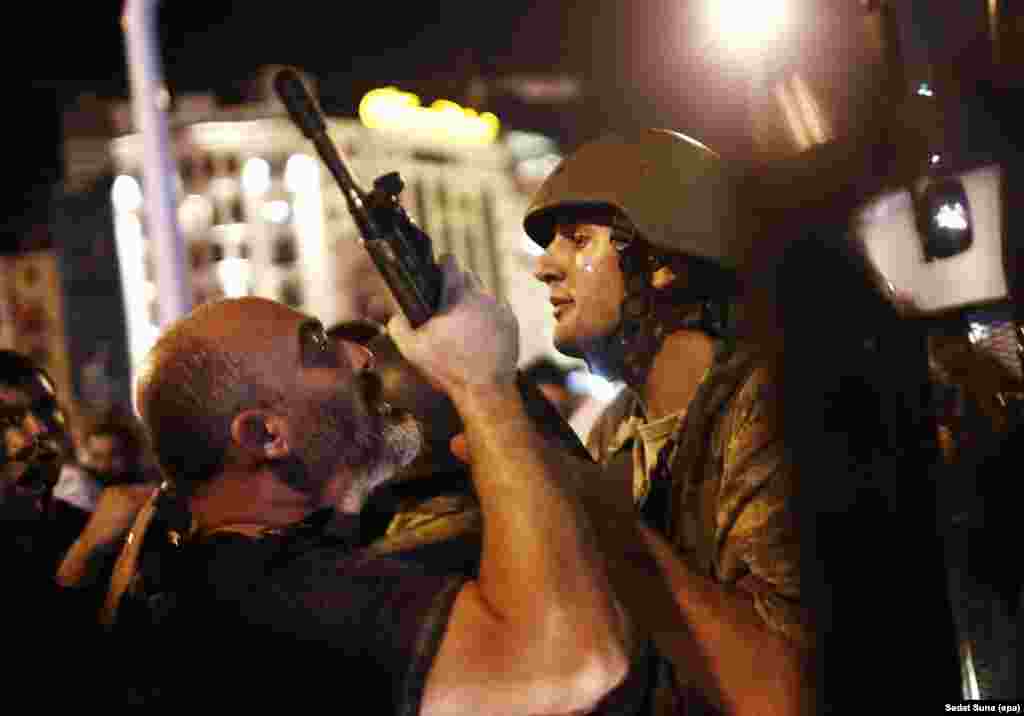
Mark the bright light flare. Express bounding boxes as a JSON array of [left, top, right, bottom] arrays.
[[112, 211, 159, 382], [521, 233, 545, 257], [358, 86, 500, 145], [567, 370, 624, 403], [178, 194, 213, 235], [285, 154, 320, 194], [241, 157, 271, 195], [706, 0, 791, 56], [935, 202, 969, 232], [215, 257, 252, 298], [111, 175, 143, 213]]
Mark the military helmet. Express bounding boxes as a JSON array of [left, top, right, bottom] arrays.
[[524, 128, 744, 270]]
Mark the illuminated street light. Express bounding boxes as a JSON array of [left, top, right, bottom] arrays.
[[705, 0, 791, 57], [358, 86, 501, 145], [703, 0, 843, 156]]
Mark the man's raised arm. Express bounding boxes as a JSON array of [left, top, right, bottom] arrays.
[[390, 258, 630, 715]]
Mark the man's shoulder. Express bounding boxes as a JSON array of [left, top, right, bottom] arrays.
[[153, 532, 465, 711], [685, 351, 788, 515], [180, 531, 465, 628]]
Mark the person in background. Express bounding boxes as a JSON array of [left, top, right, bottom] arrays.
[[50, 407, 156, 552], [80, 408, 154, 486], [1, 349, 130, 702], [2, 349, 73, 570]]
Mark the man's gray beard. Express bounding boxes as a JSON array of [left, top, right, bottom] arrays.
[[360, 410, 423, 491], [284, 398, 424, 508]]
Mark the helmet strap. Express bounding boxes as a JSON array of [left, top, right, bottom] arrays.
[[587, 238, 734, 387]]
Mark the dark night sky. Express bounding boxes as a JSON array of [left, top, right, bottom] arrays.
[[2, 0, 1010, 253], [34, 0, 1007, 261], [4, 0, 764, 252]]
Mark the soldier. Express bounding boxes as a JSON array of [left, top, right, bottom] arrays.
[[527, 128, 811, 714]]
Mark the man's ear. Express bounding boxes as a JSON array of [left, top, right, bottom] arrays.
[[230, 410, 290, 460]]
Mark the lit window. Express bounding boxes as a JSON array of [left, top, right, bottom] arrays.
[[241, 157, 271, 196], [111, 175, 143, 213], [284, 154, 320, 194], [260, 200, 292, 224], [215, 257, 252, 298]]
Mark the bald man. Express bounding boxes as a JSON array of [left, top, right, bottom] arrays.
[[119, 259, 630, 713]]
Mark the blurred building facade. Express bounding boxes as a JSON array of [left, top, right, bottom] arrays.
[[52, 67, 573, 417], [0, 249, 75, 415]]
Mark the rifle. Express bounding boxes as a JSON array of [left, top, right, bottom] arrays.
[[273, 68, 593, 462]]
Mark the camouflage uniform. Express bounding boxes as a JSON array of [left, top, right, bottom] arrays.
[[366, 475, 483, 578], [587, 345, 812, 713]]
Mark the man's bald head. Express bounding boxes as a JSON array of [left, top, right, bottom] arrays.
[[136, 298, 295, 493]]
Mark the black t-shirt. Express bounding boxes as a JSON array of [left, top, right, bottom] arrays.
[[140, 515, 464, 713], [120, 509, 654, 713]]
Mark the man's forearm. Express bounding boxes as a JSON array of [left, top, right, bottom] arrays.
[[564, 471, 810, 715], [450, 380, 630, 672], [635, 524, 812, 715], [56, 534, 121, 588]]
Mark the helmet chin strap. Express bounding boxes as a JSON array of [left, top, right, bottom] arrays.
[[586, 239, 733, 388]]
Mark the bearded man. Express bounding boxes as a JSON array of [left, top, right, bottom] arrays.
[[116, 259, 630, 713]]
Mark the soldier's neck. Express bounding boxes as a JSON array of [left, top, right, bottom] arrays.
[[639, 329, 715, 422]]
